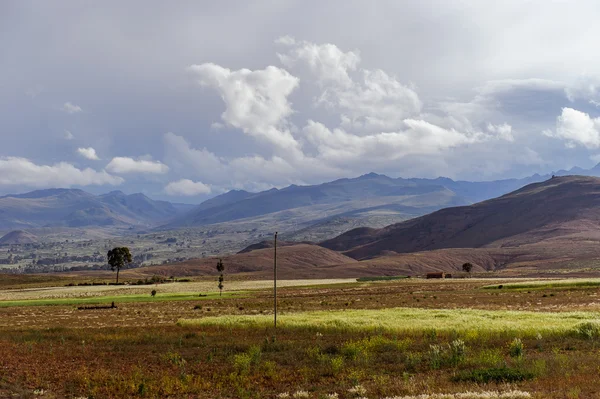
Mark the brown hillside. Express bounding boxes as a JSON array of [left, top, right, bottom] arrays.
[[0, 230, 38, 245], [321, 176, 600, 260], [117, 244, 358, 279]]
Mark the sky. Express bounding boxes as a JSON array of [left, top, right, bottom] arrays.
[[3, 0, 600, 202]]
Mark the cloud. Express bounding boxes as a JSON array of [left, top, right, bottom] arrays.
[[277, 36, 360, 88], [62, 102, 83, 114], [106, 157, 169, 174], [545, 107, 600, 149], [486, 123, 514, 142], [77, 147, 100, 160], [188, 62, 301, 153], [164, 179, 211, 196], [278, 39, 421, 132], [0, 157, 123, 187], [63, 130, 74, 140]]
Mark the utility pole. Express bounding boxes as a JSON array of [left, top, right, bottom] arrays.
[[274, 231, 278, 331]]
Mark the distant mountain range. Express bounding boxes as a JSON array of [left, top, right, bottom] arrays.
[[0, 189, 194, 229], [161, 163, 600, 232], [2, 162, 600, 233], [321, 175, 600, 259]]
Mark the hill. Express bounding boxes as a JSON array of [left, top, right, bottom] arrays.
[[116, 244, 358, 279], [0, 230, 38, 245], [0, 189, 193, 230], [321, 176, 600, 259]]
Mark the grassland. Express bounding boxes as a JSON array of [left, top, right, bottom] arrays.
[[179, 307, 600, 335], [482, 278, 600, 290], [3, 277, 600, 398], [0, 291, 239, 308]]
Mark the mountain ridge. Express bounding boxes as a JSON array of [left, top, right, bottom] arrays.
[[320, 175, 600, 260]]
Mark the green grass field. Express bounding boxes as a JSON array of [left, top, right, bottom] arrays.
[[0, 291, 241, 308], [482, 278, 600, 290], [179, 306, 600, 335]]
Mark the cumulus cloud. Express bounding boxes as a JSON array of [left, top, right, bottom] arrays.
[[179, 38, 519, 188], [188, 63, 300, 153], [544, 108, 600, 149], [165, 179, 211, 196], [106, 157, 169, 174], [62, 102, 83, 114], [63, 130, 74, 140], [0, 157, 123, 187], [277, 36, 360, 88], [77, 147, 100, 160], [278, 38, 421, 132]]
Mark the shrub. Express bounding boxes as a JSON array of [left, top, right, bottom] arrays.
[[573, 322, 600, 339], [509, 338, 524, 358], [452, 367, 535, 383], [429, 344, 444, 369], [448, 338, 467, 365]]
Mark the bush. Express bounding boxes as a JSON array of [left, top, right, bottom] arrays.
[[452, 367, 535, 383], [573, 322, 600, 339], [509, 338, 524, 358], [429, 344, 444, 369], [448, 339, 467, 365]]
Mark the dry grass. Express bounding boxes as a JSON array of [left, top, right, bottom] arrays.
[[179, 306, 600, 335], [3, 278, 600, 397], [0, 278, 355, 301]]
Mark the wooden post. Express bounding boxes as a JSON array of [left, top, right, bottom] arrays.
[[274, 231, 278, 330]]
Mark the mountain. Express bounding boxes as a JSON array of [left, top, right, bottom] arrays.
[[164, 173, 468, 229], [321, 175, 600, 259], [0, 189, 193, 230], [0, 230, 38, 245]]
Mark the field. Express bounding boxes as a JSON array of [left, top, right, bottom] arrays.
[[3, 277, 600, 398]]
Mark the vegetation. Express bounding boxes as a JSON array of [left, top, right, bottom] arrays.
[[356, 275, 408, 282], [107, 247, 132, 284], [4, 277, 600, 397], [482, 278, 600, 290], [462, 262, 473, 274], [179, 307, 600, 335], [216, 258, 224, 296]]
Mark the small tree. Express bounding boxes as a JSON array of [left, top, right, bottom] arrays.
[[216, 258, 224, 296], [462, 262, 473, 275], [107, 247, 132, 284]]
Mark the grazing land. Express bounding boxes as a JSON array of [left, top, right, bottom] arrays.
[[3, 277, 600, 398]]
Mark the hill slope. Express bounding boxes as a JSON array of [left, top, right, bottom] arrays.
[[118, 244, 358, 279], [0, 230, 38, 245], [321, 176, 600, 259], [0, 189, 191, 229]]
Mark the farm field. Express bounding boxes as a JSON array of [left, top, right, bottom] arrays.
[[3, 278, 600, 398]]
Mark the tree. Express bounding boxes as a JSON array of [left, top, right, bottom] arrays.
[[462, 262, 473, 275], [216, 258, 224, 296], [107, 247, 132, 284]]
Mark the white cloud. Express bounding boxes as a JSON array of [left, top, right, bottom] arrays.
[[486, 123, 514, 142], [62, 102, 83, 114], [0, 157, 123, 187], [277, 39, 421, 132], [188, 63, 301, 153], [277, 36, 360, 88], [545, 108, 600, 149], [165, 179, 211, 196], [106, 157, 169, 174], [63, 130, 74, 140], [77, 147, 100, 160]]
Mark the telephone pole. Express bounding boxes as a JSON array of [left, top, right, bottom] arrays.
[[274, 231, 278, 330]]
